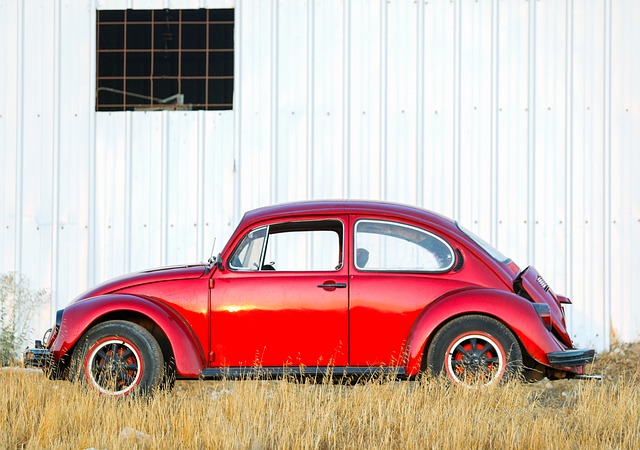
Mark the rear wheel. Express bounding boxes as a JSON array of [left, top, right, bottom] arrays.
[[426, 315, 523, 387], [72, 320, 164, 397]]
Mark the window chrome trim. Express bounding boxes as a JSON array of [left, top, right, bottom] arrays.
[[229, 219, 345, 272], [354, 219, 456, 273]]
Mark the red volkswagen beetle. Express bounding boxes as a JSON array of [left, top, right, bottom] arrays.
[[25, 201, 595, 396]]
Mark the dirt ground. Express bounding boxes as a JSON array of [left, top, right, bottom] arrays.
[[589, 341, 640, 381], [523, 342, 640, 406]]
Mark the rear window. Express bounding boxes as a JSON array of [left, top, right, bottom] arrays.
[[458, 225, 511, 264]]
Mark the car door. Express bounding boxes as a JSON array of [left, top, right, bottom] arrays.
[[210, 218, 349, 368]]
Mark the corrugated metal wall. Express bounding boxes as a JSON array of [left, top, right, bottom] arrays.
[[1, 0, 638, 351]]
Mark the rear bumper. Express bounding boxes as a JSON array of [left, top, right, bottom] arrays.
[[23, 348, 52, 368], [547, 349, 595, 367]]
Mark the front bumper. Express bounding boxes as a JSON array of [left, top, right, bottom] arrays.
[[23, 347, 52, 368], [547, 348, 595, 367]]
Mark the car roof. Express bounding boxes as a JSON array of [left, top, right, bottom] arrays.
[[239, 200, 458, 231]]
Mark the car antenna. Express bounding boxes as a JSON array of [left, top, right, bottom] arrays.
[[207, 237, 217, 265]]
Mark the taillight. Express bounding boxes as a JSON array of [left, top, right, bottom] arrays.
[[532, 303, 552, 330]]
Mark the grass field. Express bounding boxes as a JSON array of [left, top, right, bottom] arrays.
[[2, 344, 639, 449]]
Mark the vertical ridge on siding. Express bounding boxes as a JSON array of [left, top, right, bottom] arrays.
[[306, 0, 314, 199], [379, 0, 387, 200], [15, 0, 25, 275], [342, 0, 351, 199], [602, 0, 613, 348], [88, 0, 98, 288], [452, 0, 461, 220], [50, 0, 62, 324], [490, 0, 499, 246], [527, 0, 536, 265], [233, 0, 242, 223], [564, 0, 574, 331], [160, 112, 169, 266], [416, 0, 425, 207], [197, 111, 206, 262], [124, 113, 133, 273], [269, 0, 279, 207]]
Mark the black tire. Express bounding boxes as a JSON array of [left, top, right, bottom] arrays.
[[426, 315, 523, 387], [162, 357, 177, 391], [71, 320, 164, 397]]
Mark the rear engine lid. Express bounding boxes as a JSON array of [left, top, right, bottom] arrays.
[[513, 266, 573, 348]]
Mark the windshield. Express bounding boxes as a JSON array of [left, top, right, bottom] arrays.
[[458, 224, 511, 264]]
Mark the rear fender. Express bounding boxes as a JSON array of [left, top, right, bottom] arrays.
[[404, 289, 567, 376], [50, 294, 206, 377]]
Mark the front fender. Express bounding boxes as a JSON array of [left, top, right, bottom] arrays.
[[404, 288, 567, 376], [51, 294, 206, 377]]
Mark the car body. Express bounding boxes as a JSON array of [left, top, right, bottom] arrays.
[[24, 200, 595, 396]]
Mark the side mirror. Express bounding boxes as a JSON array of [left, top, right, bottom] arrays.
[[214, 253, 224, 271]]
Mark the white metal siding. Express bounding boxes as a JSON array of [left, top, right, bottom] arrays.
[[1, 0, 639, 350]]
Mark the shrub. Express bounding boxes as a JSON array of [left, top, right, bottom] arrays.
[[0, 273, 49, 366]]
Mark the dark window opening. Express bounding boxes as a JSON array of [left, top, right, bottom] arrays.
[[96, 8, 234, 111]]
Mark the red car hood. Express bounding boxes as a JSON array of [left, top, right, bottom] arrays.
[[70, 264, 208, 304]]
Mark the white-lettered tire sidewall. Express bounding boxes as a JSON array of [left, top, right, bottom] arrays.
[[427, 315, 523, 387], [73, 320, 164, 397]]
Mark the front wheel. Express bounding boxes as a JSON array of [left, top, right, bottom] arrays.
[[426, 315, 523, 387], [72, 320, 164, 397]]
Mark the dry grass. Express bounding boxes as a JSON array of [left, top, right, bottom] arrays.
[[2, 347, 639, 450]]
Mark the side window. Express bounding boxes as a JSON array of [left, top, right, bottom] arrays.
[[229, 220, 343, 272], [228, 227, 267, 270], [354, 220, 454, 272]]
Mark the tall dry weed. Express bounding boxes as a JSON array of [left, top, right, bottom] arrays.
[[2, 366, 639, 449]]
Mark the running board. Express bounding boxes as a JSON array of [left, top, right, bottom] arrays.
[[200, 366, 407, 380]]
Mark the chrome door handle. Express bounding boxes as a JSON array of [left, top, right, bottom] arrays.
[[317, 283, 347, 289]]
